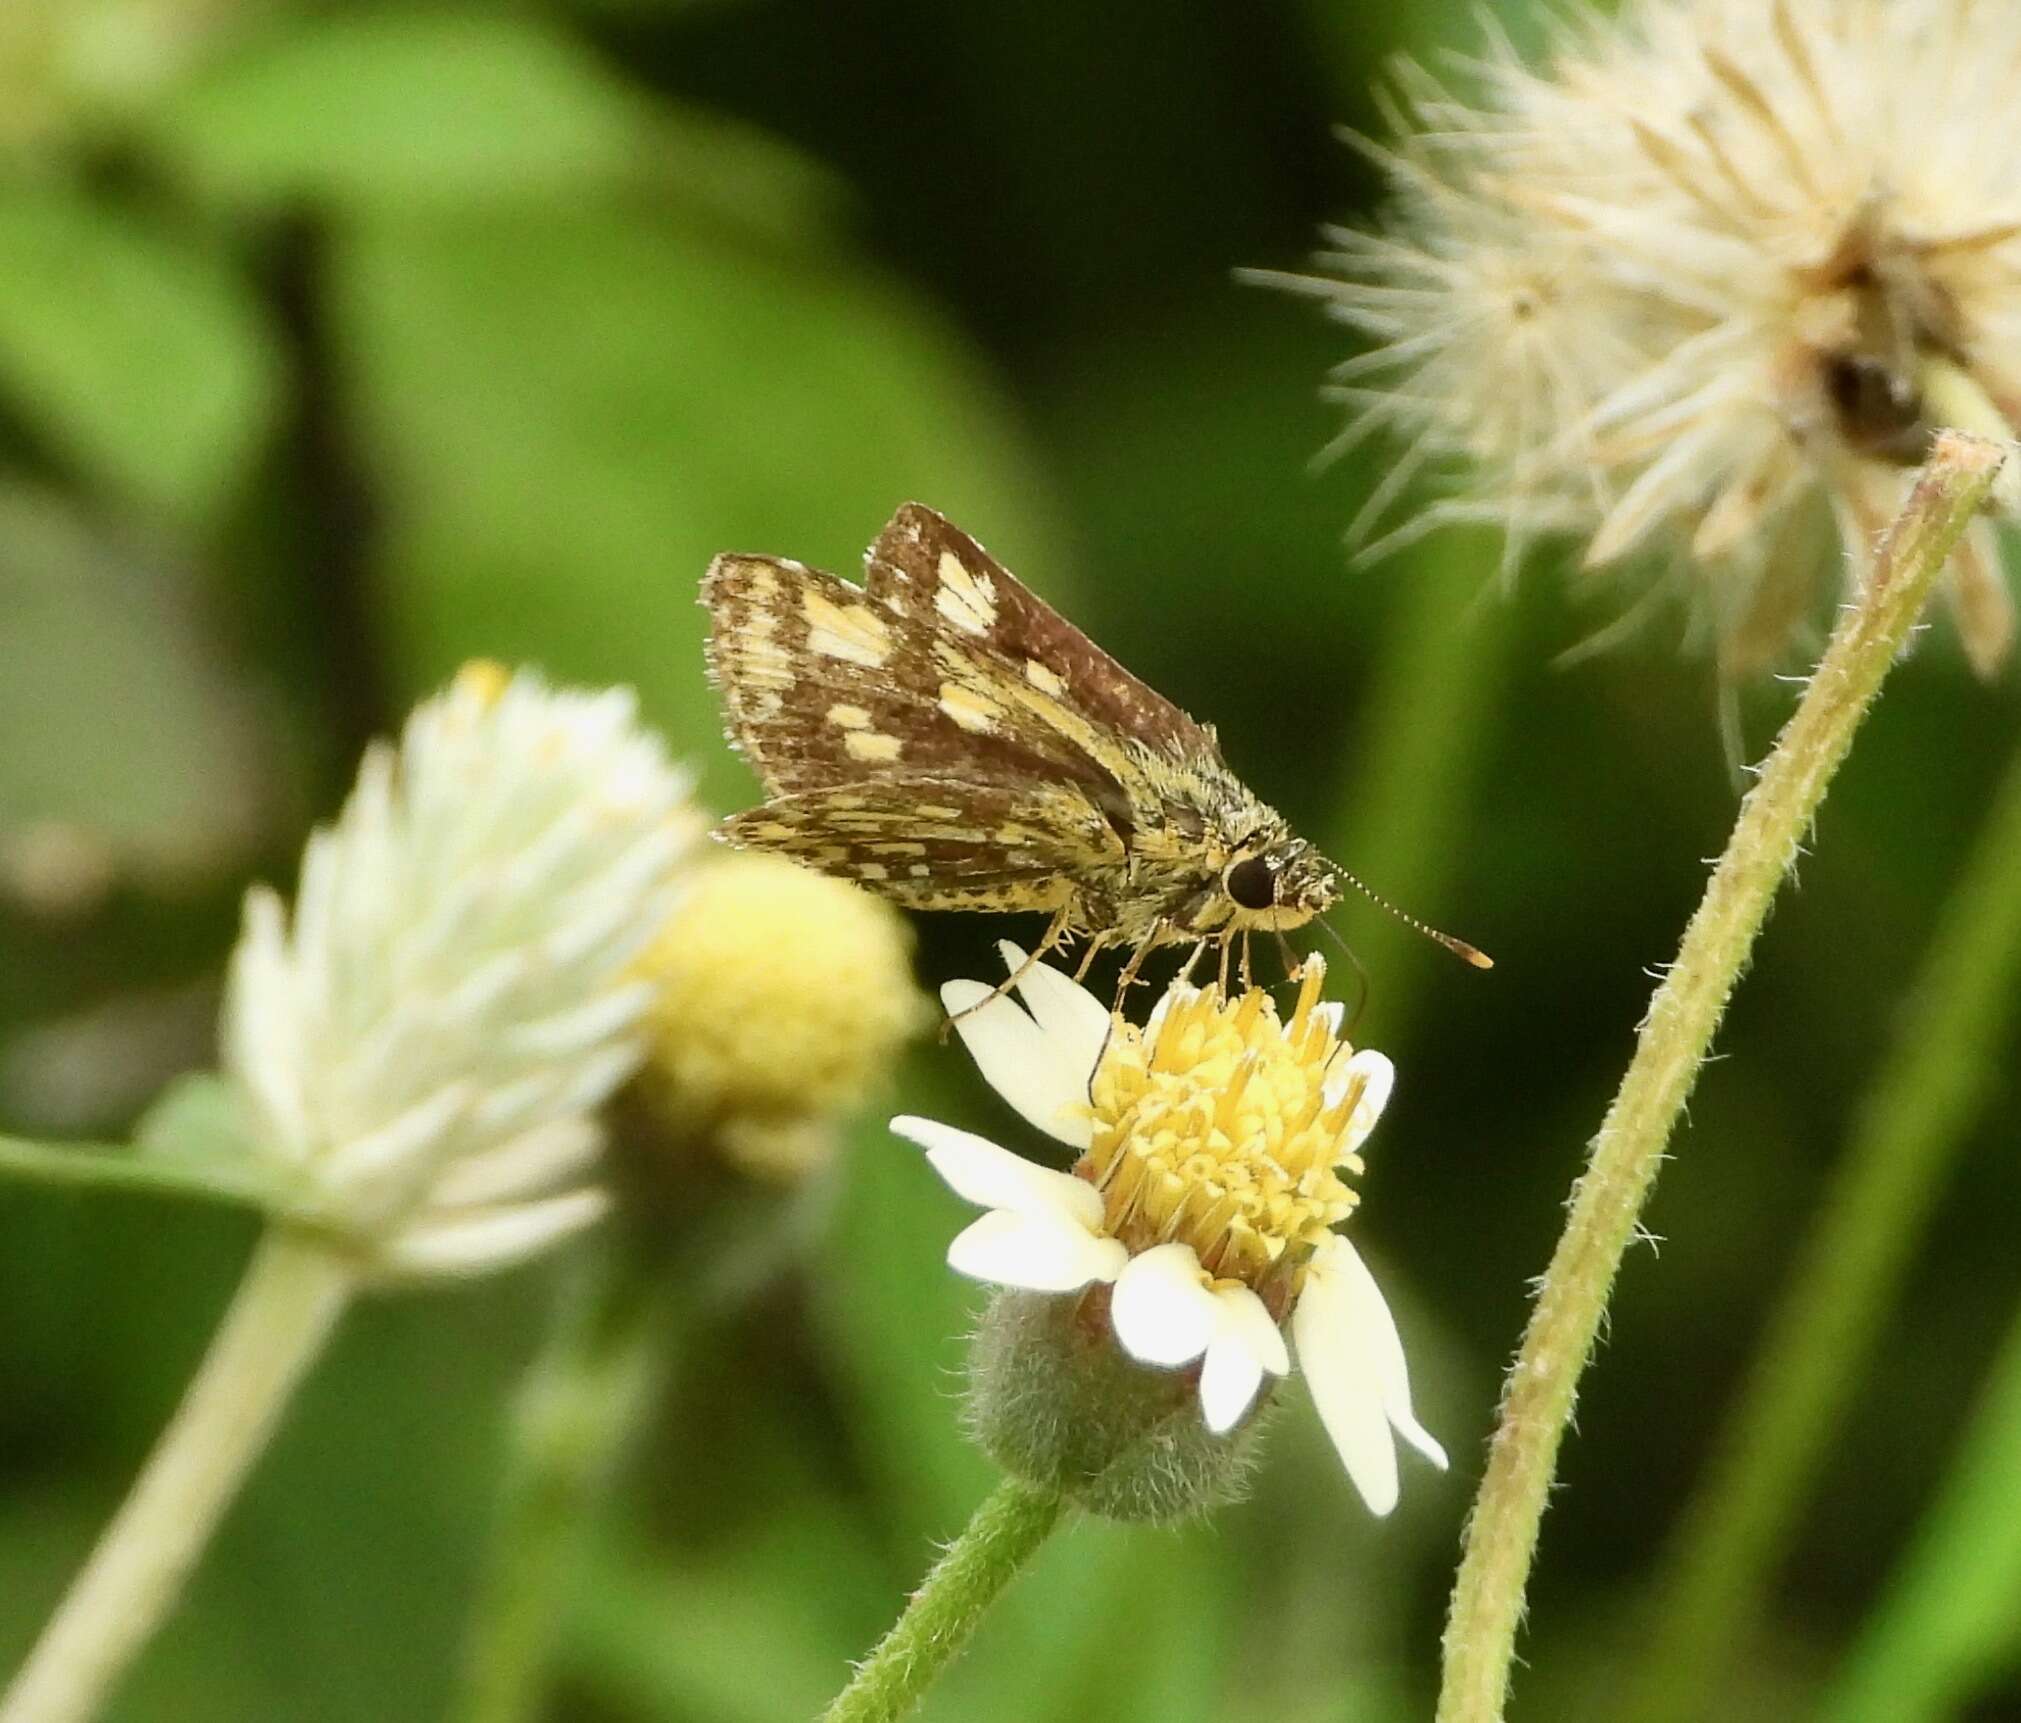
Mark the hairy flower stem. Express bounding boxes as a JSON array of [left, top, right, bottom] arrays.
[[1629, 724, 2021, 1723], [820, 1476, 1066, 1723], [0, 1230, 355, 1723], [457, 1237, 686, 1723], [1434, 433, 2008, 1723]]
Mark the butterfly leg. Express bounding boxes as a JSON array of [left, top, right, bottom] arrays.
[[944, 903, 1076, 1029], [1072, 931, 1109, 984], [1113, 922, 1168, 1004]]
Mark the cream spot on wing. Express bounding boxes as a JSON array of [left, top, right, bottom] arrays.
[[937, 681, 1001, 734], [917, 805, 961, 821], [750, 821, 796, 841], [1023, 659, 1066, 697], [732, 631, 793, 691], [867, 841, 928, 856], [826, 703, 872, 730], [844, 731, 905, 763], [750, 691, 783, 720], [908, 863, 932, 878], [856, 862, 889, 881], [934, 551, 998, 635], [803, 591, 891, 666]]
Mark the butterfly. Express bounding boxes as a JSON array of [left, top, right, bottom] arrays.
[[701, 503, 1488, 993]]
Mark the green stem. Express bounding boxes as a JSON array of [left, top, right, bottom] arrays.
[[0, 1133, 272, 1207], [456, 1239, 685, 1723], [0, 1229, 355, 1723], [1627, 727, 2021, 1723], [1433, 433, 2008, 1723], [820, 1476, 1066, 1723]]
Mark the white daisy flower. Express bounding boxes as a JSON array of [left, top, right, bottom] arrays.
[[221, 661, 701, 1278], [1312, 0, 2021, 679], [893, 945, 1445, 1516]]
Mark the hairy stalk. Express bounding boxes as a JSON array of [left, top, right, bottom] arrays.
[[820, 1476, 1066, 1723], [1434, 433, 2008, 1723], [457, 1241, 684, 1723], [1628, 725, 2021, 1722], [0, 1230, 355, 1723]]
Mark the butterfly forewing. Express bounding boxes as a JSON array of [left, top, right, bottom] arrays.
[[702, 548, 1117, 800], [863, 504, 1218, 761]]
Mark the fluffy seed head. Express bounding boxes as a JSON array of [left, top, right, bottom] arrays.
[[221, 662, 700, 1278], [637, 850, 928, 1179], [1318, 0, 2021, 677]]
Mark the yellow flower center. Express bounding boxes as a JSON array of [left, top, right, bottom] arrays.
[[637, 851, 928, 1180], [1082, 961, 1371, 1301]]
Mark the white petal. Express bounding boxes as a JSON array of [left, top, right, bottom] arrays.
[[946, 1209, 1127, 1292], [1322, 1234, 1448, 1469], [1327, 1050, 1396, 1158], [1214, 1284, 1290, 1376], [1196, 1286, 1292, 1432], [940, 982, 1094, 1149], [1293, 1243, 1400, 1515], [1108, 1242, 1216, 1367], [1198, 1335, 1266, 1434], [890, 1116, 1104, 1231], [994, 941, 1113, 1080], [431, 1117, 602, 1207], [383, 1188, 609, 1278], [1312, 1001, 1346, 1039]]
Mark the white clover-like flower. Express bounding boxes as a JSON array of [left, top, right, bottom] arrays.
[[221, 662, 701, 1277], [893, 945, 1445, 1515], [1316, 0, 2021, 678]]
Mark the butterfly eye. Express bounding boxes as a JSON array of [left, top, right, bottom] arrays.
[[1224, 855, 1278, 911]]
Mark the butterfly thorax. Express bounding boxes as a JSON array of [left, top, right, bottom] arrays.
[[1090, 745, 1340, 946]]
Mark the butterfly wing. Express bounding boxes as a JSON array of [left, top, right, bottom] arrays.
[[719, 777, 1122, 909], [862, 503, 1220, 764], [702, 549, 1118, 801]]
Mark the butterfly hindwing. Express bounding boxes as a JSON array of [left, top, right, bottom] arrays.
[[718, 777, 1121, 910]]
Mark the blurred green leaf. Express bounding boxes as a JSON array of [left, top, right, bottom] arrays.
[[0, 486, 274, 889], [149, 8, 843, 242], [133, 1071, 255, 1168], [0, 189, 279, 521], [810, 1085, 997, 1555], [1821, 1299, 2021, 1723], [940, 1519, 1228, 1723], [570, 1518, 880, 1723], [329, 202, 1064, 809], [150, 10, 669, 208]]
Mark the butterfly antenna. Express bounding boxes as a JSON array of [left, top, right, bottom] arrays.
[[1318, 857, 1495, 970]]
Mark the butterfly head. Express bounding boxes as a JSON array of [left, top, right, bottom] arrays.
[[1215, 836, 1340, 933]]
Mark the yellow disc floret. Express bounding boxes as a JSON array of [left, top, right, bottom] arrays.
[[1084, 959, 1375, 1300], [638, 851, 928, 1179]]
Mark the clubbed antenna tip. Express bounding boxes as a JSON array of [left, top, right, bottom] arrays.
[[1320, 855, 1494, 971]]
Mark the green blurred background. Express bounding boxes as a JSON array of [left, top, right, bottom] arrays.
[[3, 2, 2020, 1719]]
